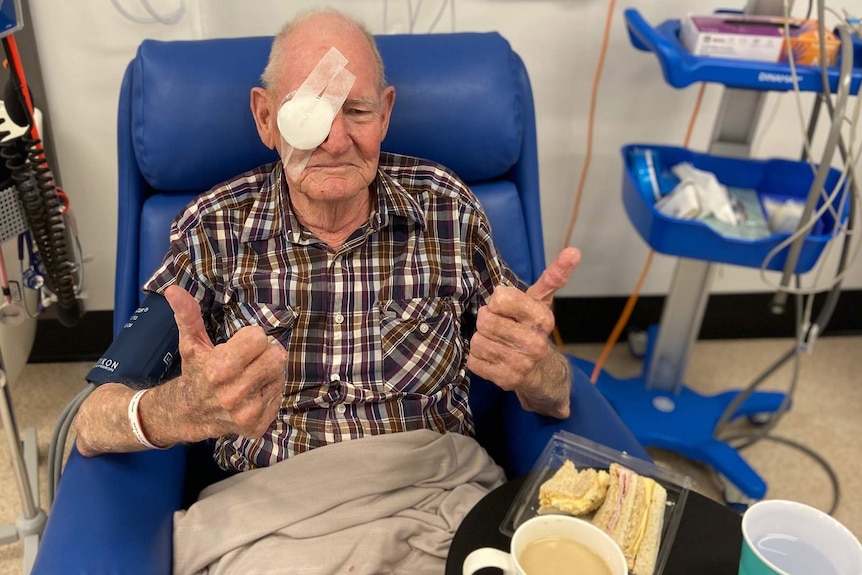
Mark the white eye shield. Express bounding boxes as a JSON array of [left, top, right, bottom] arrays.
[[276, 47, 356, 178]]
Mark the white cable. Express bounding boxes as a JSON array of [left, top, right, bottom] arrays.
[[427, 0, 449, 33], [140, 0, 184, 25], [761, 4, 858, 295], [781, 0, 842, 224], [383, 0, 389, 33], [407, 0, 423, 33], [800, 154, 855, 330], [751, 93, 782, 156], [450, 0, 456, 32], [759, 135, 860, 294], [759, 141, 862, 294], [111, 0, 184, 25], [783, 0, 819, 170]]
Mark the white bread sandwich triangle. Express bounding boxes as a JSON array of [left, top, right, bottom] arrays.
[[591, 463, 668, 575], [538, 460, 610, 516]]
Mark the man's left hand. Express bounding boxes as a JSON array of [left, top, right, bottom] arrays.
[[467, 247, 581, 417]]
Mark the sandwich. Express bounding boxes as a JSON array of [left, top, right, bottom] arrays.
[[591, 463, 667, 575], [538, 460, 610, 516]]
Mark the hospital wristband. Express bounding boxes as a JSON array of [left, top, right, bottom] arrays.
[[128, 389, 167, 450]]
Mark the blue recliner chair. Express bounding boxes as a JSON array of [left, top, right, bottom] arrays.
[[33, 32, 646, 574]]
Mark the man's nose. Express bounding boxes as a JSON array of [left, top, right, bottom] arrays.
[[319, 112, 351, 153]]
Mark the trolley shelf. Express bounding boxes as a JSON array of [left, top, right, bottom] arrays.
[[621, 144, 848, 273], [624, 8, 862, 95]]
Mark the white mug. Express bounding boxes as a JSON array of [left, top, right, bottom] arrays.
[[462, 514, 627, 575]]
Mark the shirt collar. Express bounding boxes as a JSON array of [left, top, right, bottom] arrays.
[[240, 160, 426, 244], [372, 167, 427, 232]]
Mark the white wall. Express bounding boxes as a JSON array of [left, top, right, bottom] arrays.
[[26, 0, 862, 310]]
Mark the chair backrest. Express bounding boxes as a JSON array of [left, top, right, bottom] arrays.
[[116, 31, 547, 437]]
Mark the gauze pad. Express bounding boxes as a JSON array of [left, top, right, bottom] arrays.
[[277, 47, 356, 152], [278, 96, 336, 151]]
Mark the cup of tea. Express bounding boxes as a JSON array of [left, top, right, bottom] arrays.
[[739, 499, 862, 575], [462, 514, 626, 575]]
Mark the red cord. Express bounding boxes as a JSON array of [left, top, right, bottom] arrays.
[[4, 35, 38, 140]]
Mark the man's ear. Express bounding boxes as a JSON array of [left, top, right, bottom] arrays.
[[250, 87, 277, 150], [378, 86, 396, 141]]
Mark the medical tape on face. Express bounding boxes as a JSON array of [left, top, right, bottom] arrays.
[[277, 47, 356, 179]]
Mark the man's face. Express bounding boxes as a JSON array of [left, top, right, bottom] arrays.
[[254, 26, 395, 206]]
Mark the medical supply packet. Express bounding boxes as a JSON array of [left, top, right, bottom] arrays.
[[680, 14, 839, 66], [703, 187, 772, 240], [501, 431, 692, 575]]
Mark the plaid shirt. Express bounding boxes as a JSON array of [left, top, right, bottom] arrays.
[[145, 152, 524, 471]]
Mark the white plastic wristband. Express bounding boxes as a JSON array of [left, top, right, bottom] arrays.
[[128, 389, 166, 450]]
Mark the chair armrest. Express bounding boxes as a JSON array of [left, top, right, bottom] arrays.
[[33, 444, 187, 575], [502, 355, 650, 477]]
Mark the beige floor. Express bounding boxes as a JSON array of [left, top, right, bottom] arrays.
[[0, 337, 859, 574]]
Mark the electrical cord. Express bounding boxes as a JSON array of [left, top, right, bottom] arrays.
[[559, 0, 617, 254], [759, 13, 862, 298], [770, 8, 855, 313], [710, 1, 860, 516], [551, 0, 617, 348], [714, 285, 803, 454], [47, 383, 94, 507], [588, 83, 707, 383], [110, 0, 184, 25], [759, 144, 861, 294], [427, 0, 451, 33], [750, 93, 782, 157], [799, 4, 862, 336], [407, 0, 425, 33], [565, 0, 852, 516], [1, 36, 82, 327], [709, 286, 846, 516]]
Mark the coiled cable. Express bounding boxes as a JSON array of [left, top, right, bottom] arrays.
[[1, 36, 82, 326], [0, 134, 80, 326]]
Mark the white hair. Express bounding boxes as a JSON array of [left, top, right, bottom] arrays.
[[261, 8, 386, 96]]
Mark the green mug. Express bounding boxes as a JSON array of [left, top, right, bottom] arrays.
[[739, 500, 862, 575]]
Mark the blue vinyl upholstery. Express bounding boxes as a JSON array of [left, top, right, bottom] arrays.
[[33, 32, 645, 575]]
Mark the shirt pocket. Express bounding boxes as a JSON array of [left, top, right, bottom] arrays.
[[378, 297, 462, 393], [222, 302, 298, 345]]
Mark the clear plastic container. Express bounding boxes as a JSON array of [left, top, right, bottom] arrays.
[[501, 431, 693, 575]]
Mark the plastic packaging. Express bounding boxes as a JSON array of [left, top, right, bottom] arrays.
[[501, 431, 693, 575]]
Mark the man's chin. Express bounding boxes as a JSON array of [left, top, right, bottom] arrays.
[[307, 178, 369, 200]]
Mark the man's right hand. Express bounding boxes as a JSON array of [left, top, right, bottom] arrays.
[[74, 287, 287, 457], [164, 285, 287, 442]]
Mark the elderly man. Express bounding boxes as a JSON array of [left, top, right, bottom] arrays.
[[74, 8, 580, 572]]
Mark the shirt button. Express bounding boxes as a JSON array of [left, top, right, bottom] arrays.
[[335, 313, 345, 324], [419, 323, 430, 334], [336, 404, 346, 415], [330, 374, 340, 382]]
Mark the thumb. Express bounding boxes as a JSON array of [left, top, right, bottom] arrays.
[[164, 285, 214, 353], [526, 247, 581, 305]]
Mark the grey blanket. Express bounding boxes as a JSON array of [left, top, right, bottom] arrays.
[[173, 430, 505, 575]]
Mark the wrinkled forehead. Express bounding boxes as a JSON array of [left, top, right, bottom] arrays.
[[278, 32, 377, 97]]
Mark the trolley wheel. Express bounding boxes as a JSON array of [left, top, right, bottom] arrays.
[[627, 329, 648, 359]]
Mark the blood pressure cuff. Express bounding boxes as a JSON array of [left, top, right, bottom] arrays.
[[86, 292, 181, 387]]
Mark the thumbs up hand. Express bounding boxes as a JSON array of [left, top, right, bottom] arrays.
[[164, 285, 287, 441], [466, 247, 580, 418]]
